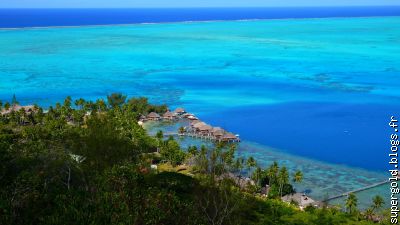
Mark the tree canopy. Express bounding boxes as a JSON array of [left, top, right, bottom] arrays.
[[0, 94, 386, 225]]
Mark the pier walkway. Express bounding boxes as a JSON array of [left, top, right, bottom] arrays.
[[325, 180, 389, 201]]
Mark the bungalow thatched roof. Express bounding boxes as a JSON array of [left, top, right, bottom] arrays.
[[183, 113, 194, 117], [163, 111, 175, 117], [213, 129, 225, 136], [192, 122, 206, 128], [187, 115, 198, 120], [174, 107, 185, 113], [281, 193, 316, 208], [199, 124, 213, 131], [191, 120, 201, 125], [222, 133, 237, 140], [147, 112, 160, 118], [212, 127, 223, 132]]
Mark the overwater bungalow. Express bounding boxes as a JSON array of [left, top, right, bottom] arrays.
[[211, 127, 225, 139], [211, 127, 223, 134], [147, 112, 161, 121], [191, 121, 205, 128], [192, 122, 206, 131], [221, 133, 240, 142], [183, 113, 198, 120], [190, 120, 201, 125], [162, 111, 176, 120], [187, 115, 198, 120], [183, 113, 193, 118], [144, 107, 240, 143], [174, 107, 186, 115], [198, 124, 213, 135]]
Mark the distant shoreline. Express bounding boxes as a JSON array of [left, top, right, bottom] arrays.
[[1, 15, 399, 30]]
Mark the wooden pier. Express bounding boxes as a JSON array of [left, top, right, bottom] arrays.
[[325, 180, 390, 201], [161, 131, 240, 142]]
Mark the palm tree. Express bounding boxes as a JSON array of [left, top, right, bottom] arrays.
[[252, 167, 263, 186], [372, 195, 384, 212], [188, 146, 198, 156], [200, 145, 207, 155], [96, 99, 107, 112], [18, 108, 26, 125], [75, 98, 85, 110], [178, 126, 185, 135], [64, 96, 72, 108], [62, 96, 73, 118], [345, 193, 358, 214], [235, 157, 245, 174], [293, 170, 303, 184], [268, 161, 279, 186], [0, 100, 3, 111], [11, 94, 19, 106], [198, 145, 209, 174], [364, 207, 374, 221], [155, 130, 163, 153], [4, 102, 10, 111], [33, 104, 42, 120], [234, 157, 245, 189], [107, 93, 127, 109], [55, 102, 62, 112], [278, 166, 289, 197], [224, 144, 235, 168], [246, 156, 257, 170], [265, 168, 274, 196]]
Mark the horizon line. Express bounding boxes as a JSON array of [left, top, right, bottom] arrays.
[[1, 5, 400, 9]]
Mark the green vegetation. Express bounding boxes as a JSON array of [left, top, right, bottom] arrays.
[[0, 94, 388, 225], [253, 161, 295, 198], [372, 195, 385, 212], [346, 193, 358, 215], [159, 136, 186, 166], [293, 170, 303, 184]]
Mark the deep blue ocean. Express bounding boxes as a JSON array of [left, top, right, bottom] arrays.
[[0, 6, 399, 28]]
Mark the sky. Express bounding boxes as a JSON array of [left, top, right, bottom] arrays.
[[1, 0, 400, 8]]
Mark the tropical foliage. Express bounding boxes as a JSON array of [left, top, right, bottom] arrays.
[[0, 94, 387, 225]]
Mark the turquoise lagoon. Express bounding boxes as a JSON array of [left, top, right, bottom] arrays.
[[1, 16, 399, 208]]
